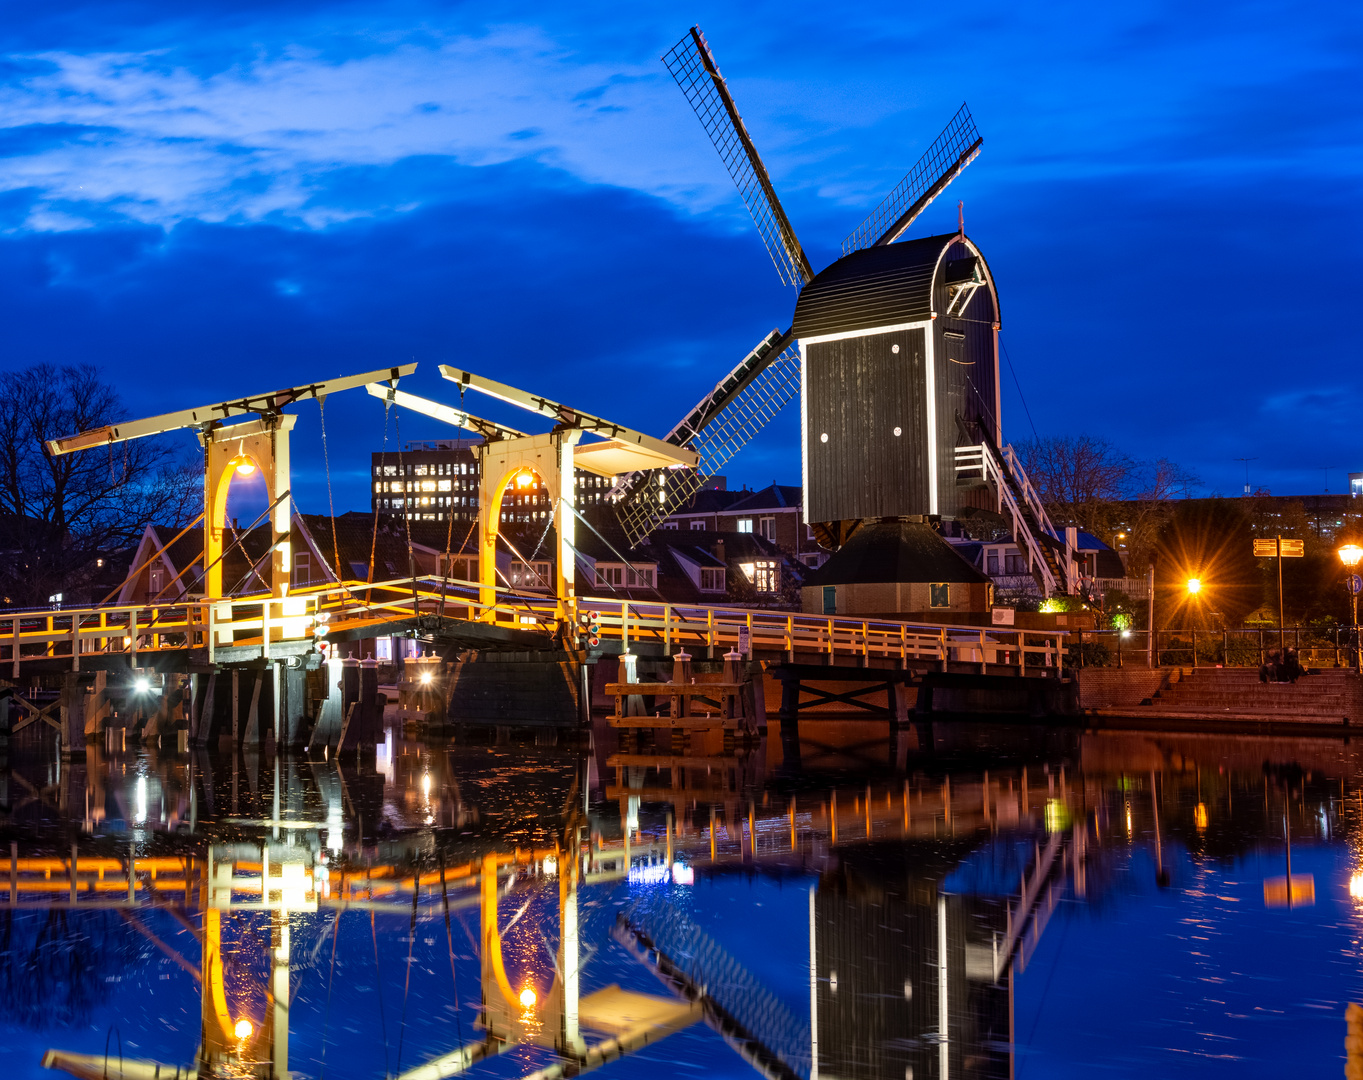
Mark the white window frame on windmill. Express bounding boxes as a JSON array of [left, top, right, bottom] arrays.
[[942, 257, 985, 317]]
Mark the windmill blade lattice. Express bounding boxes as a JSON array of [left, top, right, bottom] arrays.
[[664, 27, 812, 288], [614, 331, 801, 545], [841, 103, 983, 254]]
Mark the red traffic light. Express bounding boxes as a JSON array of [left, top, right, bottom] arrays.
[[587, 635, 600, 647]]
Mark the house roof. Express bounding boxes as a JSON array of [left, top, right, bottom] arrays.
[[668, 488, 748, 516], [804, 521, 991, 587], [726, 484, 802, 513], [791, 233, 996, 339], [672, 530, 789, 562]]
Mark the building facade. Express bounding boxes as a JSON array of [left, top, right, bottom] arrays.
[[371, 439, 613, 526], [655, 483, 829, 568]]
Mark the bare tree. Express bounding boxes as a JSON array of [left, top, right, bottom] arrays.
[[0, 364, 199, 606], [1014, 434, 1134, 538], [1015, 435, 1200, 569]]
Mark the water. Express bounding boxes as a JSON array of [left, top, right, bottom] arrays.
[[1, 716, 1358, 1078]]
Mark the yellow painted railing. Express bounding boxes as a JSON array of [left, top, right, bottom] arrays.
[[1, 578, 1068, 675]]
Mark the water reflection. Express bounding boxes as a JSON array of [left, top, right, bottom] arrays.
[[0, 716, 1360, 1077]]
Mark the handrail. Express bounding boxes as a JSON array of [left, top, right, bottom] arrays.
[[3, 575, 1069, 676], [956, 444, 1064, 595]]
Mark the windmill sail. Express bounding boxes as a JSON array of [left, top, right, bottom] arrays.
[[614, 330, 801, 545], [841, 103, 983, 254], [664, 27, 812, 288]]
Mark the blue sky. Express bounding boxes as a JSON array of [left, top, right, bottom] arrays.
[[2, 0, 1360, 513]]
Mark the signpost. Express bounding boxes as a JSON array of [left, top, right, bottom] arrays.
[[1254, 535, 1303, 652]]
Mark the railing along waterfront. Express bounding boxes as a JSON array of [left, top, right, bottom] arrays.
[[2, 578, 1069, 676], [1070, 625, 1360, 669]]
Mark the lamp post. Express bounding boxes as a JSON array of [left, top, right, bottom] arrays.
[[1186, 577, 1202, 668], [1338, 545, 1363, 671]]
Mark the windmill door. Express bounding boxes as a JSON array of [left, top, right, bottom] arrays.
[[804, 327, 930, 524]]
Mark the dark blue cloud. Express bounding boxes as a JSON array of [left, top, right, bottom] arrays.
[[0, 157, 796, 511], [0, 0, 1359, 507]]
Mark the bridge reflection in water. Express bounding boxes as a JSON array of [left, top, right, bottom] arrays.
[[0, 716, 1354, 1079]]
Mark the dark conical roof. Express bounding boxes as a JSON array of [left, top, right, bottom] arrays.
[[803, 520, 989, 587]]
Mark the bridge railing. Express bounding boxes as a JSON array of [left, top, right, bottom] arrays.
[[573, 596, 1068, 674], [3, 578, 1068, 676]]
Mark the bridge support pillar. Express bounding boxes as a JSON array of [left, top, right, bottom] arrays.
[[82, 670, 109, 742], [200, 415, 297, 601], [59, 673, 84, 757]]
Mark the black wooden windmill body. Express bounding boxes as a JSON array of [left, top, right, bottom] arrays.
[[613, 26, 1076, 598]]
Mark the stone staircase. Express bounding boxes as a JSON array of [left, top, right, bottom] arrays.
[[1138, 667, 1359, 723]]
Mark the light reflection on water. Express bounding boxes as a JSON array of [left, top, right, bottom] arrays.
[[0, 718, 1360, 1078]]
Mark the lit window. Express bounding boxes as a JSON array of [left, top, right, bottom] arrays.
[[740, 560, 777, 592], [737, 518, 753, 533]]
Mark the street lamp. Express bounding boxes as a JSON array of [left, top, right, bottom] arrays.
[[1184, 577, 1203, 668], [1338, 545, 1363, 670]]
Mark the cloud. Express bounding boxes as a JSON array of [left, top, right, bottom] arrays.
[[0, 156, 795, 510], [3, 0, 1357, 239]]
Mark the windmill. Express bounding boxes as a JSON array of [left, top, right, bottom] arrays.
[[613, 26, 1076, 597]]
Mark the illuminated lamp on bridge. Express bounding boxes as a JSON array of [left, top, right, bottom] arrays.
[[227, 439, 257, 477]]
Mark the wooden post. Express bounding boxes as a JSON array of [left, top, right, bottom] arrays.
[[242, 672, 262, 747], [789, 796, 797, 852], [85, 670, 110, 740]]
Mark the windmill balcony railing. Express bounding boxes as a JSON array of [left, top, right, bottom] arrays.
[[956, 444, 1066, 596]]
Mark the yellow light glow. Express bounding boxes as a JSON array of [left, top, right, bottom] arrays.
[[1340, 545, 1363, 569], [519, 986, 537, 1008], [234, 1019, 253, 1040], [515, 470, 535, 489], [419, 671, 433, 685], [232, 456, 257, 477], [1351, 872, 1363, 900], [1186, 578, 1202, 596], [1194, 802, 1208, 830]]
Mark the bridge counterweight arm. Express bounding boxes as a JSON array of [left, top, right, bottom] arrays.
[[364, 385, 529, 441], [46, 364, 418, 456], [438, 366, 698, 468]]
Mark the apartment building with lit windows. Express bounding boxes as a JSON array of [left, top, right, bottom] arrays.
[[370, 439, 614, 525]]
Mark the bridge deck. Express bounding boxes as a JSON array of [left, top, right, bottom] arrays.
[[0, 577, 1069, 676]]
